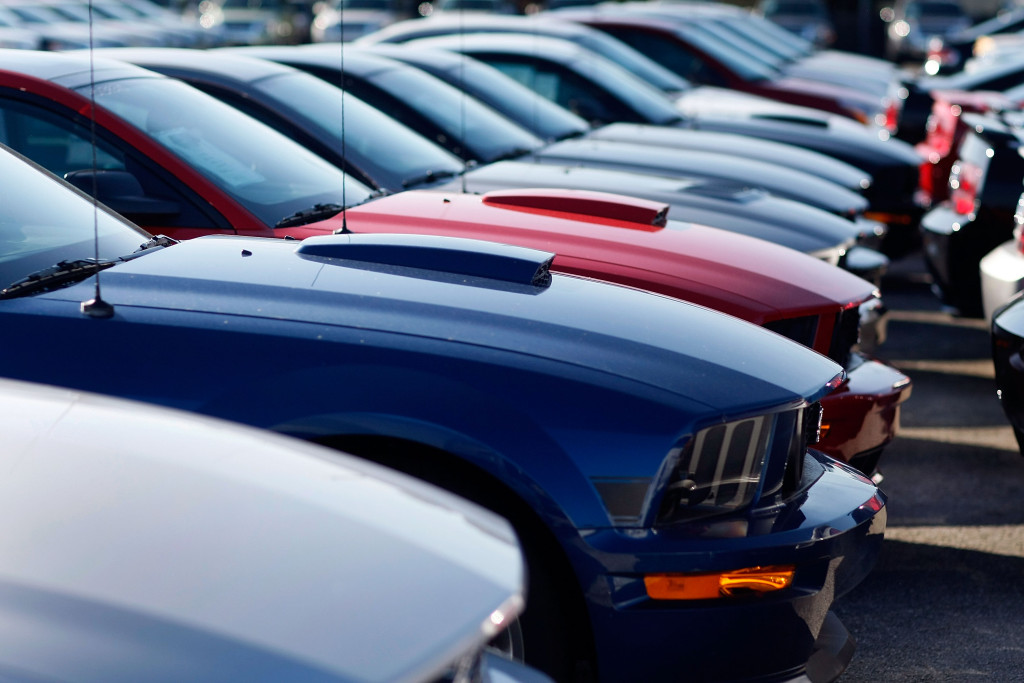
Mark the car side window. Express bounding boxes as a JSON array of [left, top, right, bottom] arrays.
[[0, 93, 233, 231], [0, 100, 125, 178], [482, 57, 630, 126], [602, 28, 726, 87]]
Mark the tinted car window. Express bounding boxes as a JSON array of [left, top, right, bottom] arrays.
[[484, 57, 640, 125], [0, 93, 230, 231], [600, 26, 728, 87], [366, 66, 544, 163], [86, 77, 374, 226], [0, 144, 148, 289], [254, 72, 465, 189]]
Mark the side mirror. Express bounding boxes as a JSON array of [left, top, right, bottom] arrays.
[[64, 169, 180, 220]]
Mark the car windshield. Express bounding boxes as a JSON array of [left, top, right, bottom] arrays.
[[409, 53, 590, 141], [565, 48, 685, 125], [573, 30, 692, 94], [220, 0, 286, 9], [255, 71, 465, 190], [0, 146, 149, 290], [4, 5, 68, 24], [340, 0, 395, 8], [80, 77, 374, 226], [672, 23, 778, 82], [369, 65, 546, 163]]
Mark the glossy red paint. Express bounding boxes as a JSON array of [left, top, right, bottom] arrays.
[[915, 89, 1021, 206], [346, 189, 872, 333]]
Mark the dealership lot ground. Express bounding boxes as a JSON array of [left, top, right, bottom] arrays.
[[833, 253, 1024, 681]]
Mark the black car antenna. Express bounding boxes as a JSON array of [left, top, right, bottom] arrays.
[[458, 5, 468, 193], [337, 9, 349, 234], [82, 0, 114, 319]]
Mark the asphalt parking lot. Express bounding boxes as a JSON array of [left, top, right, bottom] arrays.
[[832, 251, 1024, 681]]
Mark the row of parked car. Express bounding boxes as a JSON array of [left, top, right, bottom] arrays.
[[6, 0, 1024, 680]]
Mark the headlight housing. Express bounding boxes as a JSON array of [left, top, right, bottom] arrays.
[[656, 402, 824, 525]]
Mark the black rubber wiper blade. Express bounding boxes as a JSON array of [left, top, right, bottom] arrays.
[[400, 169, 458, 189], [0, 259, 117, 300], [275, 203, 346, 229], [488, 146, 536, 163], [132, 234, 178, 254]]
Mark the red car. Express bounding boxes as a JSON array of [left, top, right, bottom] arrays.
[[550, 9, 898, 130], [344, 189, 911, 473], [0, 49, 909, 472], [915, 89, 1022, 207]]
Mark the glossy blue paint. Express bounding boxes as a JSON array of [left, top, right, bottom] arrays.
[[0, 137, 884, 681]]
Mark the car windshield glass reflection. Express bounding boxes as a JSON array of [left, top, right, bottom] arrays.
[[673, 23, 778, 82], [0, 147, 148, 290], [83, 77, 374, 227], [256, 72, 464, 191], [371, 67, 545, 163], [566, 52, 684, 125]]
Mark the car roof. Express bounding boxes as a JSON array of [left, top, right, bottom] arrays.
[[83, 46, 299, 84], [0, 47, 155, 87]]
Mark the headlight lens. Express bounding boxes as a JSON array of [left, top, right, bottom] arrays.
[[657, 415, 773, 522], [807, 241, 851, 266], [657, 402, 824, 524]]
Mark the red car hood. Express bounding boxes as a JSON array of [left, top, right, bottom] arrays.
[[336, 189, 877, 325]]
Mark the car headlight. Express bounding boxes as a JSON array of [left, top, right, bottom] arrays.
[[807, 242, 850, 266], [656, 402, 826, 525]]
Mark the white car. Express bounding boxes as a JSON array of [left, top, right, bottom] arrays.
[[980, 197, 1024, 321], [0, 377, 547, 683]]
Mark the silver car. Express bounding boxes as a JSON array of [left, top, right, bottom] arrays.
[[0, 378, 548, 683]]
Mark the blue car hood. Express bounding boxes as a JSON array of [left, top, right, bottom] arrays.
[[57, 234, 842, 415]]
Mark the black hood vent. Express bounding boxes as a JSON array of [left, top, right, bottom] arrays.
[[297, 233, 554, 287]]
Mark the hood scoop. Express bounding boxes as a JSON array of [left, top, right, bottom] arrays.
[[753, 114, 830, 128], [682, 182, 766, 203], [297, 233, 554, 287], [482, 188, 669, 227]]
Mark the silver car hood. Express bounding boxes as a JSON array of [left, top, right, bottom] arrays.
[[0, 378, 524, 682]]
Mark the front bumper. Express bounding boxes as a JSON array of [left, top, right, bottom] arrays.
[[991, 299, 1024, 455], [573, 453, 886, 682], [818, 352, 912, 475], [921, 205, 992, 316], [980, 239, 1024, 322]]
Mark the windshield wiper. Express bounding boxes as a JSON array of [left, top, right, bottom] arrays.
[[0, 259, 117, 300], [275, 203, 346, 229], [487, 146, 538, 163], [400, 169, 458, 189], [133, 234, 178, 254]]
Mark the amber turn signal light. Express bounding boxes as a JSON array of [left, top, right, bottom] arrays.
[[644, 565, 795, 600]]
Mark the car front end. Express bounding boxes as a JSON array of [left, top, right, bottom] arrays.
[[0, 378, 543, 683], [0, 140, 887, 683], [980, 198, 1024, 321], [921, 112, 1024, 316], [992, 292, 1024, 455]]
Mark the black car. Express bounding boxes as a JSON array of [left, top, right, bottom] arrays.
[[902, 51, 1024, 144], [218, 44, 892, 277], [925, 6, 1024, 75], [992, 290, 1024, 454], [358, 32, 924, 257], [365, 42, 876, 195], [921, 110, 1024, 317]]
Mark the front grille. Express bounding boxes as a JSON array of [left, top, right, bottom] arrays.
[[828, 306, 861, 369], [764, 314, 819, 350]]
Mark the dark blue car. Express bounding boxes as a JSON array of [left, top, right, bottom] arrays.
[[0, 144, 886, 683]]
